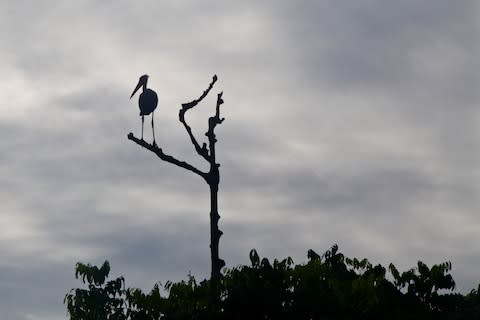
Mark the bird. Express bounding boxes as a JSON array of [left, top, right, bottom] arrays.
[[130, 74, 158, 144]]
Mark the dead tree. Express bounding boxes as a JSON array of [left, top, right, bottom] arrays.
[[127, 75, 225, 283]]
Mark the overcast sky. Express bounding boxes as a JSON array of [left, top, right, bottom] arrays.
[[0, 1, 478, 319]]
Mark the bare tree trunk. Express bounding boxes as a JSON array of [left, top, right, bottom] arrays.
[[210, 184, 220, 279], [209, 170, 224, 282], [207, 92, 225, 282]]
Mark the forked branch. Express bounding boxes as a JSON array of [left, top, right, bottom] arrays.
[[179, 75, 218, 161]]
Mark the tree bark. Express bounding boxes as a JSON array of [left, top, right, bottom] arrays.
[[207, 92, 226, 282], [209, 169, 225, 282]]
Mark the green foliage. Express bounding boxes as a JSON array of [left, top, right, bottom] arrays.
[[65, 245, 480, 319], [64, 261, 126, 320]]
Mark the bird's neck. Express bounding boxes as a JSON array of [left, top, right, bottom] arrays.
[[142, 82, 147, 92]]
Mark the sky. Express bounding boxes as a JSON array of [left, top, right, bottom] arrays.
[[0, 0, 478, 318]]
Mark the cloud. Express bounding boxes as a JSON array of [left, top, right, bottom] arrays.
[[0, 1, 478, 318]]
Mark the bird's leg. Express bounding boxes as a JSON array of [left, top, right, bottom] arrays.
[[141, 116, 144, 140], [152, 112, 156, 146]]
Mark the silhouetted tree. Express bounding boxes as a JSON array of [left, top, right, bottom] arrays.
[[66, 245, 480, 319], [127, 75, 225, 285], [64, 261, 126, 319]]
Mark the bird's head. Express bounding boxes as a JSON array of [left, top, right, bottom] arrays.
[[130, 74, 149, 99]]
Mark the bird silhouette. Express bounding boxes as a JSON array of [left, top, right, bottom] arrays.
[[130, 74, 158, 144]]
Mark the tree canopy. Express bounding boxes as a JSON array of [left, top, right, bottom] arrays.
[[65, 245, 480, 319]]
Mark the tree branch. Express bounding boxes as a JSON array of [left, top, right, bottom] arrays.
[[206, 92, 225, 142], [214, 92, 225, 125], [179, 118, 210, 161], [127, 133, 208, 181], [179, 75, 218, 162], [181, 75, 217, 111]]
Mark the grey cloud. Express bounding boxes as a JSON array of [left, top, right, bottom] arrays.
[[0, 1, 478, 319]]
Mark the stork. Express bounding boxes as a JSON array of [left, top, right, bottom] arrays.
[[130, 74, 158, 144]]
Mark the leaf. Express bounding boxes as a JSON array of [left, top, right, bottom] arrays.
[[249, 249, 260, 267]]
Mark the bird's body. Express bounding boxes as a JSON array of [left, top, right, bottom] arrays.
[[139, 88, 158, 116], [130, 74, 158, 144]]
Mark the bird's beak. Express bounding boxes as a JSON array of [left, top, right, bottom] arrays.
[[130, 80, 143, 99]]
